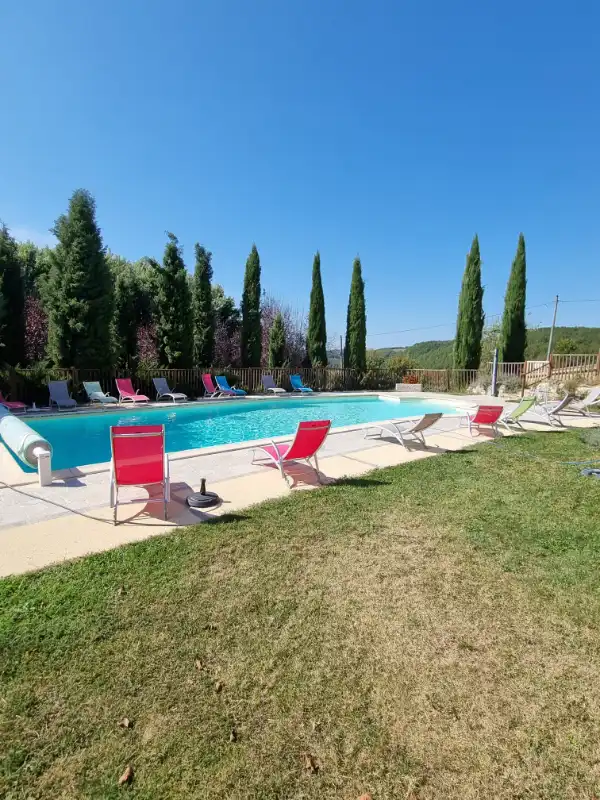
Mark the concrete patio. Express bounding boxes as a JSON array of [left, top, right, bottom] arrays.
[[1, 395, 597, 577]]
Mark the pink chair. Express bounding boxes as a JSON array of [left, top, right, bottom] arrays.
[[109, 425, 170, 524], [252, 420, 331, 486], [202, 373, 234, 397], [115, 377, 149, 404], [0, 391, 27, 413], [462, 405, 503, 436]]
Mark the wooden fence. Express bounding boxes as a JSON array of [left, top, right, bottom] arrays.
[[3, 353, 599, 405], [2, 365, 410, 405], [405, 354, 600, 394]]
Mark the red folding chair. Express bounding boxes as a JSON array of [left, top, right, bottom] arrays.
[[109, 425, 170, 524], [462, 405, 503, 436], [252, 420, 331, 486]]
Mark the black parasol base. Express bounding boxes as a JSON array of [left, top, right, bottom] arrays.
[[186, 478, 221, 508]]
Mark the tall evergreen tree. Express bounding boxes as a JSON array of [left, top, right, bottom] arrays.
[[212, 284, 241, 365], [268, 312, 286, 367], [110, 257, 138, 367], [241, 244, 261, 366], [192, 244, 214, 366], [0, 223, 25, 365], [453, 235, 484, 369], [307, 251, 328, 366], [343, 257, 367, 371], [154, 233, 193, 367], [499, 233, 527, 363], [46, 190, 114, 368]]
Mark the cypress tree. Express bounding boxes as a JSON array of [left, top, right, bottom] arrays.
[[46, 189, 114, 368], [453, 235, 484, 369], [499, 233, 527, 363], [154, 233, 193, 367], [307, 251, 328, 366], [268, 312, 286, 367], [0, 223, 25, 365], [241, 244, 261, 367], [343, 256, 367, 371], [111, 261, 138, 368], [192, 244, 214, 366]]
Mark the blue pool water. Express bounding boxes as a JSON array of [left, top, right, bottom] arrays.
[[14, 395, 459, 471]]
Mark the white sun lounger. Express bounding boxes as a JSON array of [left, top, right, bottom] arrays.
[[364, 412, 443, 448]]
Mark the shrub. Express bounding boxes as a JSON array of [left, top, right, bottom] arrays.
[[499, 376, 522, 395], [564, 377, 582, 396], [359, 370, 396, 391], [9, 362, 74, 405]]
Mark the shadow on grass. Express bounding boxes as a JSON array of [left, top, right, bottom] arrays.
[[204, 512, 250, 525], [329, 476, 392, 488], [366, 435, 450, 454]]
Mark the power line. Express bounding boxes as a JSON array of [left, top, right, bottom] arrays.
[[367, 300, 556, 339], [560, 298, 600, 304], [367, 323, 454, 338]]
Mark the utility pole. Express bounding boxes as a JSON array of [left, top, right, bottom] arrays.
[[491, 348, 499, 397], [546, 295, 559, 361]]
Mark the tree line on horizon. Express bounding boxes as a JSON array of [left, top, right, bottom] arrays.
[[5, 189, 578, 381], [0, 189, 368, 375]]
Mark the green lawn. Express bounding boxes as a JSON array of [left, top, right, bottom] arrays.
[[2, 429, 600, 799]]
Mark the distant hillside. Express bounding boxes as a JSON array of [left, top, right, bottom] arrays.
[[404, 340, 454, 368], [373, 340, 453, 368], [373, 327, 600, 369], [525, 327, 600, 359]]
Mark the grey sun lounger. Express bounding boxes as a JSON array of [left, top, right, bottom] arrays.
[[570, 386, 600, 416], [153, 377, 188, 402], [83, 381, 118, 405], [364, 412, 443, 448], [535, 393, 576, 427], [48, 380, 77, 410], [262, 375, 286, 394]]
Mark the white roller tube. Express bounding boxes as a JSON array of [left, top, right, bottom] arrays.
[[0, 410, 53, 486]]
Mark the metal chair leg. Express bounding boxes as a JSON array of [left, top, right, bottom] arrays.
[[313, 454, 322, 484]]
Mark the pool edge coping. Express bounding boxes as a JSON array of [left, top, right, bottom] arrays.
[[2, 392, 479, 486]]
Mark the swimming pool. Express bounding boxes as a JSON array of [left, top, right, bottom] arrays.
[[15, 395, 460, 471]]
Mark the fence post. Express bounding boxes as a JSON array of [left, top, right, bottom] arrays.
[[521, 361, 527, 397], [596, 351, 600, 379], [7, 366, 18, 400], [446, 369, 451, 392], [71, 367, 78, 389], [491, 349, 499, 397], [547, 355, 553, 379]]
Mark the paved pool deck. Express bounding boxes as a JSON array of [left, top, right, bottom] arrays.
[[1, 392, 597, 577]]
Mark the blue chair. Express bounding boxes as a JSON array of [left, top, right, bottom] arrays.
[[290, 375, 313, 393], [216, 376, 246, 396]]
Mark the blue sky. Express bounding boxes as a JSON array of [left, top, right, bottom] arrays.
[[2, 0, 599, 347]]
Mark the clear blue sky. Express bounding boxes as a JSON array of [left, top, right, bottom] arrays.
[[2, 0, 599, 347]]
